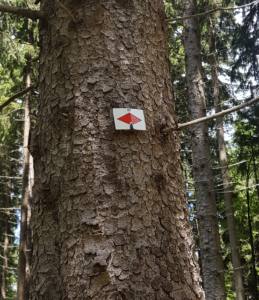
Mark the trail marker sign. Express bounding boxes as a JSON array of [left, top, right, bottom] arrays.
[[113, 108, 146, 131]]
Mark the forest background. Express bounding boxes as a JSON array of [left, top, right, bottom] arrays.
[[0, 0, 258, 299]]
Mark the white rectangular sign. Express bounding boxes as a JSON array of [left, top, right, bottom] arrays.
[[113, 108, 146, 130]]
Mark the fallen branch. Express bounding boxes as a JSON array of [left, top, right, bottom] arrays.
[[54, 0, 76, 23], [0, 5, 44, 21], [0, 82, 39, 112], [166, 0, 259, 22], [162, 95, 259, 133]]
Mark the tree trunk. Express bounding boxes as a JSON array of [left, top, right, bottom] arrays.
[[1, 168, 11, 300], [250, 134, 259, 202], [31, 0, 204, 299], [17, 55, 31, 300], [207, 18, 245, 300], [25, 154, 34, 300], [246, 172, 258, 300], [181, 0, 226, 298]]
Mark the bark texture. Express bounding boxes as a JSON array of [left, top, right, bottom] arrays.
[[31, 1, 204, 299], [17, 57, 31, 300], [207, 18, 245, 300], [181, 0, 226, 299]]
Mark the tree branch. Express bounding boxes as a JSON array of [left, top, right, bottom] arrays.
[[166, 0, 259, 22], [162, 95, 259, 133], [54, 0, 76, 23], [0, 5, 44, 21], [0, 207, 21, 210], [29, 55, 39, 63], [0, 83, 39, 112]]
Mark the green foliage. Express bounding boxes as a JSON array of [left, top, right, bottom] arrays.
[[230, 2, 259, 92], [0, 0, 39, 297], [0, 141, 21, 299], [165, 1, 188, 123], [166, 0, 259, 298]]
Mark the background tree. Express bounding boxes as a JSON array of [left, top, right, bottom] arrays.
[[0, 94, 22, 299], [0, 1, 38, 298], [166, 0, 259, 298], [181, 0, 227, 297]]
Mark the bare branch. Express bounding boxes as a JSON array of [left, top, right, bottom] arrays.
[[0, 176, 22, 179], [29, 55, 39, 63], [166, 0, 259, 22], [162, 95, 259, 133], [54, 0, 76, 23], [212, 160, 247, 170], [0, 82, 39, 112], [0, 5, 44, 21], [0, 207, 21, 210]]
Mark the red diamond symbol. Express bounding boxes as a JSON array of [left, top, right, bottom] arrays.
[[118, 113, 142, 125]]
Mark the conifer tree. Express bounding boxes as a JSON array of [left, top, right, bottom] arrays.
[[180, 0, 226, 297], [206, 15, 245, 300], [0, 1, 205, 299]]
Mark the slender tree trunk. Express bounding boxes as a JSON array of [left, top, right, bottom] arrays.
[[207, 18, 245, 300], [246, 172, 258, 299], [250, 136, 259, 291], [181, 0, 226, 298], [31, 1, 204, 299], [1, 217, 9, 300], [1, 168, 11, 300], [250, 134, 259, 201], [17, 55, 31, 300], [24, 154, 34, 300]]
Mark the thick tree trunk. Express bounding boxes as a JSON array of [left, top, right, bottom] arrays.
[[181, 0, 226, 299], [207, 18, 245, 300], [31, 1, 204, 299], [17, 56, 31, 300], [1, 169, 11, 300]]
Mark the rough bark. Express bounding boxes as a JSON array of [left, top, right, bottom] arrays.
[[207, 18, 245, 300], [181, 0, 226, 298], [31, 1, 204, 299], [1, 169, 11, 300], [17, 57, 31, 300]]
